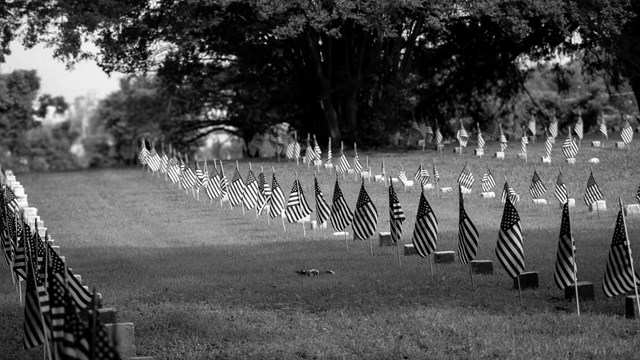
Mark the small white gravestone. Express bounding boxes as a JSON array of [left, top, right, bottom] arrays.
[[591, 141, 601, 148], [374, 175, 384, 182], [423, 183, 434, 190], [333, 231, 349, 237], [361, 171, 372, 179], [38, 227, 47, 237], [461, 187, 472, 195], [541, 157, 551, 164], [624, 204, 640, 216], [517, 153, 527, 160], [391, 177, 399, 184], [311, 220, 327, 230], [314, 160, 323, 167], [378, 232, 393, 247], [454, 147, 462, 154], [495, 152, 505, 159], [615, 142, 626, 149], [403, 180, 415, 187], [436, 144, 444, 152], [13, 187, 25, 196], [324, 163, 333, 169], [105, 323, 137, 358], [589, 200, 607, 212], [559, 198, 576, 208], [418, 139, 425, 147], [440, 187, 453, 193], [404, 244, 418, 256], [347, 169, 355, 174], [566, 158, 576, 165], [475, 149, 484, 157], [481, 192, 495, 199], [588, 158, 599, 164], [297, 215, 311, 224], [532, 199, 547, 205]]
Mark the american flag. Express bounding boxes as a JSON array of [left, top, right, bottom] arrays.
[[457, 124, 469, 147], [330, 178, 353, 232], [583, 171, 603, 206], [242, 170, 260, 210], [228, 167, 246, 207], [180, 159, 197, 190], [432, 162, 440, 183], [520, 135, 528, 158], [411, 191, 438, 258], [621, 121, 634, 145], [67, 267, 92, 310], [206, 166, 222, 200], [457, 164, 474, 190], [435, 127, 443, 145], [86, 312, 122, 360], [549, 116, 558, 138], [544, 136, 553, 159], [167, 157, 181, 183], [457, 186, 479, 265], [305, 141, 320, 164], [414, 164, 430, 187], [352, 181, 378, 240], [528, 116, 536, 136], [353, 146, 363, 174], [637, 183, 640, 204], [194, 161, 206, 189], [219, 162, 228, 199], [160, 152, 169, 174], [481, 168, 496, 192], [48, 245, 68, 342], [574, 115, 583, 140], [476, 128, 485, 150], [23, 263, 46, 349], [499, 127, 508, 151], [562, 136, 579, 159], [495, 195, 525, 279], [268, 173, 286, 219], [501, 181, 518, 205], [285, 142, 296, 160], [293, 142, 301, 159], [256, 170, 272, 216], [554, 202, 576, 290], [599, 115, 608, 139], [137, 139, 149, 165], [298, 180, 312, 218], [554, 171, 567, 205], [602, 209, 640, 297], [424, 124, 434, 143], [398, 170, 408, 186], [12, 216, 26, 281], [388, 182, 405, 244], [60, 293, 90, 360], [146, 147, 161, 171], [529, 169, 547, 199], [325, 138, 332, 165], [314, 177, 331, 226], [313, 135, 322, 157], [285, 179, 304, 223], [338, 143, 351, 173]]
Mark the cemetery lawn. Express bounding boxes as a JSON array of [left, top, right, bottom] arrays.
[[2, 135, 640, 359]]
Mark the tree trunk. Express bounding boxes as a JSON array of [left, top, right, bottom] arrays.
[[630, 75, 640, 115], [343, 94, 358, 142]]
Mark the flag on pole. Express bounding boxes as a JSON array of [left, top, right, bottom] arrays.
[[599, 114, 608, 139], [353, 145, 363, 174], [313, 135, 322, 157], [256, 171, 272, 215], [167, 156, 180, 183], [562, 134, 579, 159], [330, 178, 353, 232], [554, 171, 567, 205], [529, 169, 547, 199], [583, 171, 603, 206], [194, 161, 206, 189], [23, 263, 46, 349], [501, 181, 519, 205], [495, 196, 525, 279], [219, 163, 228, 199], [160, 152, 169, 174], [544, 136, 553, 159], [268, 173, 286, 219], [636, 183, 640, 204], [180, 159, 197, 190], [457, 122, 469, 147], [48, 246, 68, 342], [314, 177, 331, 226], [435, 127, 443, 145], [242, 170, 260, 210], [457, 186, 479, 265], [325, 138, 333, 166], [621, 120, 634, 145], [411, 191, 438, 258], [60, 292, 90, 360], [432, 162, 440, 183], [602, 209, 640, 297], [305, 139, 320, 164], [481, 168, 496, 192], [338, 143, 351, 173], [138, 139, 149, 165], [293, 142, 301, 160], [298, 179, 312, 218], [285, 142, 296, 160], [554, 202, 576, 289], [228, 167, 246, 207], [398, 170, 408, 186], [411, 120, 421, 135], [574, 114, 584, 140], [424, 124, 434, 143], [352, 181, 378, 240], [457, 164, 474, 190], [476, 127, 485, 151], [285, 179, 304, 223], [146, 147, 161, 171], [520, 134, 528, 158], [414, 164, 430, 187], [549, 115, 558, 138], [388, 182, 405, 244], [206, 166, 222, 200], [528, 116, 536, 136], [499, 126, 508, 151]]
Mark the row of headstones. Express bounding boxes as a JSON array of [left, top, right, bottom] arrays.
[[4, 171, 152, 360], [378, 231, 640, 318]]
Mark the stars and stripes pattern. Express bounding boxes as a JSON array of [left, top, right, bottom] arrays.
[[499, 128, 508, 151], [388, 182, 405, 245], [180, 159, 197, 190], [544, 136, 553, 159], [599, 115, 608, 139], [584, 171, 603, 206], [285, 179, 305, 223], [412, 191, 438, 258], [194, 161, 206, 189], [268, 173, 286, 219], [457, 164, 474, 190], [167, 156, 180, 183], [621, 121, 634, 145], [242, 170, 260, 210], [520, 135, 528, 158], [146, 147, 161, 171], [228, 167, 246, 207], [501, 181, 518, 205], [414, 164, 430, 187], [330, 178, 353, 232], [60, 292, 90, 360], [549, 116, 558, 138], [398, 170, 408, 186], [495, 196, 525, 279], [206, 166, 222, 200], [435, 128, 443, 145], [48, 245, 68, 342], [314, 177, 331, 226], [353, 150, 363, 174], [23, 263, 46, 349], [457, 186, 479, 265], [457, 124, 469, 147], [476, 128, 485, 151], [574, 115, 583, 140], [529, 169, 547, 199], [637, 183, 640, 204], [160, 152, 169, 174], [305, 141, 320, 164], [138, 140, 149, 165], [481, 168, 496, 192], [219, 163, 228, 199], [602, 209, 640, 297], [554, 203, 576, 290], [313, 135, 322, 158], [562, 136, 579, 159], [528, 116, 536, 136], [338, 143, 351, 174], [286, 142, 296, 160], [352, 181, 378, 240], [325, 138, 332, 165], [554, 171, 568, 205], [256, 171, 272, 215]]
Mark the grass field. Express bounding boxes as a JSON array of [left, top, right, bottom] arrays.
[[1, 134, 640, 359]]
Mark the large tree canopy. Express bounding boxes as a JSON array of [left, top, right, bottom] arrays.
[[2, 0, 636, 147]]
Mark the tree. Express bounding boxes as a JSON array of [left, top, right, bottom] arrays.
[[0, 69, 40, 155], [35, 94, 68, 118]]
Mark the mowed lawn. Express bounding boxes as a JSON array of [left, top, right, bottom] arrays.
[[1, 134, 640, 359]]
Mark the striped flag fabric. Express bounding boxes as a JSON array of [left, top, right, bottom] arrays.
[[268, 173, 286, 219], [330, 178, 353, 232], [637, 183, 640, 204], [481, 168, 496, 192], [167, 157, 180, 183], [457, 123, 469, 147], [574, 115, 584, 140], [562, 136, 579, 159], [520, 135, 528, 158], [583, 171, 604, 206], [138, 139, 149, 165], [305, 141, 320, 164], [352, 181, 378, 240], [457, 186, 479, 265], [146, 147, 161, 171], [293, 142, 301, 159], [554, 202, 576, 289], [219, 162, 228, 199], [228, 167, 246, 207], [256, 171, 271, 215], [388, 182, 405, 244], [206, 166, 222, 200], [411, 191, 438, 258], [554, 171, 568, 205], [12, 217, 26, 281], [298, 179, 312, 219], [411, 120, 421, 135], [602, 209, 640, 297], [23, 264, 46, 349], [353, 147, 363, 174], [501, 181, 519, 205], [432, 162, 440, 183], [194, 161, 206, 189], [313, 135, 322, 157], [86, 311, 121, 360], [160, 152, 169, 174], [599, 115, 608, 139], [435, 127, 443, 145], [325, 138, 332, 165], [499, 127, 508, 151], [457, 164, 474, 190], [621, 121, 634, 145], [285, 142, 296, 160], [414, 164, 430, 187], [66, 267, 92, 310], [314, 177, 331, 226], [476, 128, 485, 151], [47, 245, 68, 342], [398, 170, 408, 186], [285, 179, 304, 223], [549, 116, 558, 138], [180, 159, 197, 190], [544, 136, 553, 159], [528, 116, 536, 136], [495, 195, 525, 279], [60, 292, 90, 360], [338, 143, 351, 173], [242, 170, 260, 210], [529, 169, 547, 199]]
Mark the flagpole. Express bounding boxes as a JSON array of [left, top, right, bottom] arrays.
[[396, 239, 401, 267], [353, 143, 358, 182], [429, 254, 434, 279], [517, 273, 523, 302], [469, 265, 474, 290], [568, 198, 580, 315], [619, 197, 640, 315], [402, 163, 406, 193], [344, 231, 349, 250], [383, 160, 387, 188]]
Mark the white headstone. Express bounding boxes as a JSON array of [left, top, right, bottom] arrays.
[[440, 187, 453, 193], [423, 183, 434, 190], [324, 163, 333, 169], [591, 141, 601, 148], [624, 204, 640, 216], [588, 200, 606, 212], [475, 149, 484, 157], [461, 187, 472, 194], [588, 158, 599, 164], [481, 192, 495, 199], [454, 147, 462, 154], [541, 157, 551, 164], [566, 158, 576, 165], [333, 231, 349, 236], [616, 142, 626, 149], [532, 199, 547, 205], [495, 152, 505, 159], [403, 180, 414, 187], [374, 175, 384, 182], [391, 177, 398, 184]]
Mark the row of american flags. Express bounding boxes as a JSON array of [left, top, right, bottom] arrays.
[[0, 170, 121, 360], [138, 141, 640, 299]]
